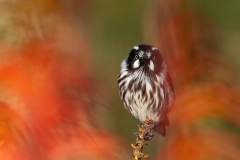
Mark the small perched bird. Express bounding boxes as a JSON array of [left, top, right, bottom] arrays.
[[118, 44, 174, 136]]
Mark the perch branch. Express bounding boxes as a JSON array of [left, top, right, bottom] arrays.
[[131, 118, 154, 160]]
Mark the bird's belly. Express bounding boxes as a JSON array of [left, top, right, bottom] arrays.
[[128, 91, 161, 123]]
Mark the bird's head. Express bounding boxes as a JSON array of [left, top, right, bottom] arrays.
[[125, 44, 164, 74]]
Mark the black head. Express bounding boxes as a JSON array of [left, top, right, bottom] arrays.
[[126, 44, 164, 73]]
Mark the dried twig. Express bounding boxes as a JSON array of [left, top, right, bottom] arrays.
[[131, 118, 154, 160]]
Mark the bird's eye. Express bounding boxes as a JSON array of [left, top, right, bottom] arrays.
[[135, 55, 139, 59], [152, 56, 155, 60]]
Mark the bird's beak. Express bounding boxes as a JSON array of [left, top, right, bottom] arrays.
[[140, 53, 148, 63]]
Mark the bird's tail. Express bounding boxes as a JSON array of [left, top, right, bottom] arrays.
[[153, 116, 169, 136]]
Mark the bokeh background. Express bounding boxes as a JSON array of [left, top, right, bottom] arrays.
[[0, 0, 240, 159]]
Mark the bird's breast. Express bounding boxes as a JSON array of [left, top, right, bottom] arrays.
[[119, 72, 165, 123]]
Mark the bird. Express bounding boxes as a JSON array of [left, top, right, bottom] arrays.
[[117, 44, 174, 137]]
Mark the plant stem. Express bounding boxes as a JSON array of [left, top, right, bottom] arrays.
[[131, 118, 154, 160]]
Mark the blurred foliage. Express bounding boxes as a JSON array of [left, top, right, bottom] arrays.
[[0, 0, 129, 159], [145, 1, 240, 159], [0, 0, 239, 159]]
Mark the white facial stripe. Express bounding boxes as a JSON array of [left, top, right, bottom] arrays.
[[148, 60, 154, 70], [133, 59, 140, 68], [152, 47, 158, 51], [133, 46, 139, 50]]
